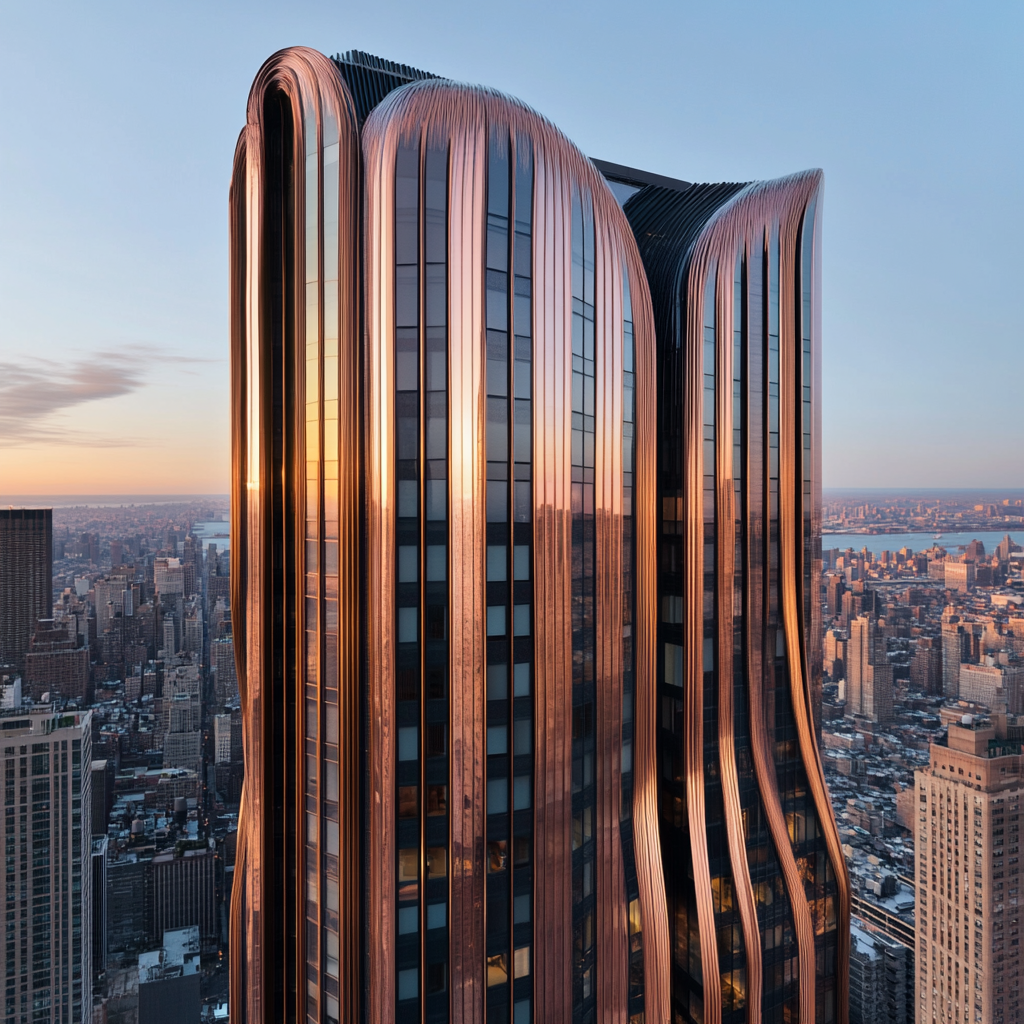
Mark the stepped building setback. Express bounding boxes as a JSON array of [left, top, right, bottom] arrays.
[[229, 46, 848, 1024]]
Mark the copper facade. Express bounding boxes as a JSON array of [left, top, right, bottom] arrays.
[[617, 172, 851, 1024], [230, 46, 848, 1024]]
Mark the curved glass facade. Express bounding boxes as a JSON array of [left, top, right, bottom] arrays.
[[230, 46, 848, 1024], [619, 172, 849, 1024]]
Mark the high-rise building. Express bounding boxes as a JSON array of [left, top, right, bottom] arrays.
[[214, 714, 232, 764], [827, 573, 847, 619], [23, 618, 90, 703], [847, 614, 894, 725], [161, 663, 202, 774], [211, 637, 238, 704], [91, 836, 108, 983], [916, 714, 1024, 1024], [229, 46, 848, 1024], [942, 609, 971, 697], [910, 636, 943, 694], [2, 707, 92, 1024], [848, 921, 912, 1024], [137, 927, 203, 1024], [959, 661, 1024, 714], [151, 847, 217, 945], [0, 509, 52, 673], [945, 559, 976, 594], [154, 557, 185, 599], [606, 155, 848, 1021]]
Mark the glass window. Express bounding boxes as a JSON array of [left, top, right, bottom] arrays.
[[487, 779, 508, 814], [398, 727, 418, 761], [514, 719, 532, 755], [487, 545, 508, 581], [427, 902, 446, 930], [513, 604, 530, 636], [513, 545, 530, 580], [398, 545, 418, 583], [425, 723, 447, 758], [486, 953, 508, 988], [397, 968, 418, 1001], [426, 962, 447, 995], [398, 906, 419, 934], [513, 663, 530, 697], [513, 946, 531, 979], [397, 607, 417, 643], [397, 481, 417, 518], [513, 775, 531, 810], [425, 544, 446, 581], [488, 726, 508, 755], [487, 606, 507, 636], [487, 663, 508, 700], [396, 329, 418, 391], [513, 894, 531, 923], [426, 847, 447, 879], [513, 836, 531, 866], [488, 839, 508, 872], [425, 479, 446, 521], [426, 785, 447, 816], [397, 848, 419, 882], [398, 785, 418, 818]]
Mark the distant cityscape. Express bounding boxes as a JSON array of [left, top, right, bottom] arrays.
[[1, 498, 233, 1023], [819, 490, 1024, 1023], [824, 490, 1024, 536], [1, 489, 1022, 1024]]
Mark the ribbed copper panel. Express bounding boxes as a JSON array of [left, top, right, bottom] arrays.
[[678, 173, 850, 1024], [230, 41, 853, 1024], [229, 46, 360, 1024], [624, 242, 669, 1024], [362, 79, 669, 1024], [593, 209, 628, 1021]]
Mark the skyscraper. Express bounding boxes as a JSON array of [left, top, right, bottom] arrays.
[[0, 509, 52, 673], [606, 160, 849, 1021], [942, 609, 970, 698], [916, 714, 1024, 1024], [229, 46, 848, 1024], [2, 707, 92, 1024], [847, 614, 894, 726]]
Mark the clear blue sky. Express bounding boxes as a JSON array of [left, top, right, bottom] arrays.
[[1, 0, 1020, 491]]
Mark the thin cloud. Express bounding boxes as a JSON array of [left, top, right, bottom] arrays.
[[0, 348, 201, 447]]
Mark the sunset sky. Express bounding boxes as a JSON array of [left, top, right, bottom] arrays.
[[1, 0, 1021, 494]]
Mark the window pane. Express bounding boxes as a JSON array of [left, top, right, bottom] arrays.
[[487, 725, 508, 755], [427, 903, 446, 930], [398, 727, 418, 761], [487, 663, 508, 700], [487, 606, 507, 636], [426, 544, 446, 581], [487, 779, 508, 814], [487, 545, 507, 581], [513, 663, 530, 697], [398, 607, 418, 643], [398, 968, 418, 1001], [398, 545, 418, 583], [486, 953, 508, 988], [398, 480, 417, 518]]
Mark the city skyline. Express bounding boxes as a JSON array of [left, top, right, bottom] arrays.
[[1, 1, 1022, 493]]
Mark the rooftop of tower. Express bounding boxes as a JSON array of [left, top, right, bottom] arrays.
[[330, 50, 695, 199], [330, 49, 439, 124]]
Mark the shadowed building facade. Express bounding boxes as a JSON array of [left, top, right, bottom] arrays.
[[601, 166, 852, 1023], [0, 508, 52, 673], [229, 46, 847, 1024]]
